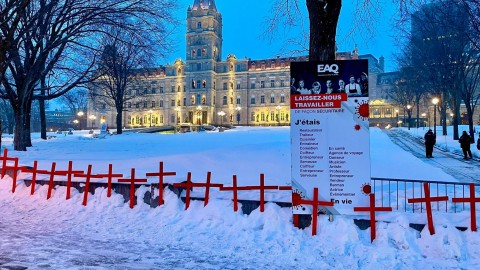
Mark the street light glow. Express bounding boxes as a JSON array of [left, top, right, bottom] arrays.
[[432, 97, 439, 105]]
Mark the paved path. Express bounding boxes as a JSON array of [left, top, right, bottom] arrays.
[[385, 129, 480, 183]]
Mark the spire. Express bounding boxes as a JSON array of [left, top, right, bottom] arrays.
[[192, 0, 216, 11]]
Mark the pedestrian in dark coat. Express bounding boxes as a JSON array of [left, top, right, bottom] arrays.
[[459, 131, 473, 159], [424, 129, 436, 158]]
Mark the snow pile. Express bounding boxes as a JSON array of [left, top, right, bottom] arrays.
[[0, 127, 478, 268]]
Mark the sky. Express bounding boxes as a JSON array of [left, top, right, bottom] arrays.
[[1, 126, 479, 268], [166, 0, 400, 72]]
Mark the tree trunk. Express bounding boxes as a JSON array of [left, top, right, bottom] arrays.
[[39, 99, 47, 139], [466, 102, 475, 143], [13, 105, 31, 151], [40, 77, 47, 140], [441, 105, 447, 136], [306, 0, 342, 61], [116, 106, 123, 135], [452, 98, 460, 140]]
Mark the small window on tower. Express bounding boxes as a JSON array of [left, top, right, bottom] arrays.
[[202, 49, 206, 56], [197, 22, 202, 29]]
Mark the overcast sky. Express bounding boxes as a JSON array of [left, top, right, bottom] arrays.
[[166, 0, 400, 72]]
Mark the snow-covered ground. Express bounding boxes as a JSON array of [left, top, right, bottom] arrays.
[[0, 127, 479, 269]]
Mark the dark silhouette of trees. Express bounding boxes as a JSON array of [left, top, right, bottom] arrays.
[[0, 0, 176, 150]]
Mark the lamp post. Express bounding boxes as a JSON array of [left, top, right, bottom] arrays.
[[148, 109, 152, 127], [235, 106, 241, 125], [217, 111, 225, 127], [432, 97, 439, 136], [77, 111, 84, 130], [406, 104, 412, 130], [275, 105, 281, 126], [395, 109, 399, 128], [89, 115, 96, 129], [174, 107, 181, 124]]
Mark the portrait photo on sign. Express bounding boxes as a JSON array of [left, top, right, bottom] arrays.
[[290, 60, 369, 97]]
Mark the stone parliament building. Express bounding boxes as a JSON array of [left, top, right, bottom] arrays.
[[90, 0, 397, 129]]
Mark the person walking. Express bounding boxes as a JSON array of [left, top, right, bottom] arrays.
[[459, 131, 473, 159], [424, 129, 436, 158]]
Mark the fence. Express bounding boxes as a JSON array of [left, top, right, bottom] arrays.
[[372, 177, 480, 213], [2, 148, 480, 240]]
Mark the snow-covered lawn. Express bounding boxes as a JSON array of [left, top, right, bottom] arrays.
[[0, 127, 478, 269]]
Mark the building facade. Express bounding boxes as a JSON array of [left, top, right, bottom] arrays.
[[91, 0, 390, 129]]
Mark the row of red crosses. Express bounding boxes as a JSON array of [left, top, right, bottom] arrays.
[[2, 149, 480, 239], [0, 149, 290, 211], [297, 182, 480, 242]]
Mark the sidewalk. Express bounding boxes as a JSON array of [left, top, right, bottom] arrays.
[[385, 129, 479, 183]]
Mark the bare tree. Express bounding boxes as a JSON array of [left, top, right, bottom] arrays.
[[91, 29, 156, 134], [0, 0, 176, 151], [266, 0, 385, 61]]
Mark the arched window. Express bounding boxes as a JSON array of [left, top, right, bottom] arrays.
[[197, 22, 202, 29]]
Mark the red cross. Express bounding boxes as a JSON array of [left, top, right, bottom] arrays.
[[22, 160, 41, 195], [354, 193, 393, 242], [22, 161, 62, 196], [75, 165, 104, 206], [172, 171, 223, 207], [408, 182, 449, 235], [1, 148, 17, 178], [34, 162, 67, 200], [298, 188, 334, 236], [2, 157, 22, 193], [96, 164, 123, 198], [146, 162, 176, 205], [235, 174, 278, 212], [55, 161, 83, 200], [118, 168, 148, 209], [452, 183, 480, 231], [201, 172, 223, 206], [172, 172, 196, 210], [220, 175, 240, 212]]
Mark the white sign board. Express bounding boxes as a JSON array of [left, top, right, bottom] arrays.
[[290, 60, 371, 215]]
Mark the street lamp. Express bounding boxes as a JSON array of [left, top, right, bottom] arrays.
[[73, 119, 79, 130], [77, 111, 84, 130], [406, 104, 412, 130], [275, 105, 281, 126], [174, 107, 181, 124], [432, 97, 439, 136], [148, 110, 153, 127], [89, 115, 96, 129], [395, 109, 399, 128], [218, 111, 225, 127], [235, 106, 241, 125]]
